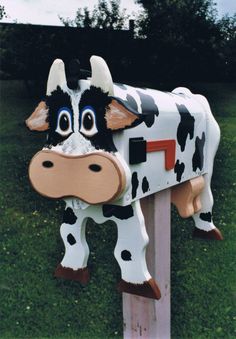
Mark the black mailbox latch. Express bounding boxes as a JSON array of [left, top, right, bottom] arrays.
[[129, 137, 147, 165]]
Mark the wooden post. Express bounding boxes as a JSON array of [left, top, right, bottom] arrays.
[[122, 189, 171, 339]]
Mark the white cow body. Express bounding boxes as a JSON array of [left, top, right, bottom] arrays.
[[26, 56, 222, 300], [113, 85, 212, 205]]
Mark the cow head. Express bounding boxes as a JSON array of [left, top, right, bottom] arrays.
[[26, 56, 141, 204]]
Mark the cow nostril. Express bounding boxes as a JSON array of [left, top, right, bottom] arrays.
[[42, 161, 54, 168], [89, 164, 102, 172]]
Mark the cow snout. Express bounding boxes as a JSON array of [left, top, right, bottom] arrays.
[[29, 150, 126, 204], [42, 159, 102, 172]]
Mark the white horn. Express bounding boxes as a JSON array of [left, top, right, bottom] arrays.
[[90, 56, 114, 95], [46, 59, 67, 96]]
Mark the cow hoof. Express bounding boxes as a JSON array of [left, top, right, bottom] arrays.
[[193, 227, 223, 240], [54, 264, 90, 285], [117, 278, 161, 300]]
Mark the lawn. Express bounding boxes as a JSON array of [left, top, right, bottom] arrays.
[[0, 81, 235, 338]]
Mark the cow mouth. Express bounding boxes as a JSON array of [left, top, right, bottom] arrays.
[[29, 150, 126, 204]]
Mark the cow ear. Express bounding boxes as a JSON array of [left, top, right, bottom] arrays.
[[105, 99, 139, 130], [25, 101, 49, 131]]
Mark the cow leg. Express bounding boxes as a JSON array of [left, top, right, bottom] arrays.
[[191, 95, 222, 240], [112, 201, 161, 300], [192, 173, 223, 240], [54, 206, 90, 284]]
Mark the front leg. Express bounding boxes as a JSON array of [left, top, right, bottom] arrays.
[[104, 201, 161, 300], [54, 206, 90, 284]]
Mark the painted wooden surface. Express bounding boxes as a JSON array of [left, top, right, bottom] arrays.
[[29, 150, 126, 204], [123, 189, 171, 339]]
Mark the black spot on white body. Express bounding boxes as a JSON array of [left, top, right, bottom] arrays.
[[192, 132, 206, 171], [63, 207, 77, 225], [67, 233, 76, 245], [142, 177, 150, 193], [137, 90, 159, 127], [121, 250, 132, 261], [176, 103, 195, 152], [102, 204, 134, 220], [174, 160, 185, 182], [200, 212, 212, 222], [131, 172, 139, 199]]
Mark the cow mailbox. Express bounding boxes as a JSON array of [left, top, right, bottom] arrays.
[[26, 56, 222, 300]]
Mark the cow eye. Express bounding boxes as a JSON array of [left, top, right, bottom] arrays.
[[56, 108, 73, 136], [80, 107, 98, 137]]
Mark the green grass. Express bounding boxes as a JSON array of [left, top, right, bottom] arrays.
[[0, 81, 235, 338]]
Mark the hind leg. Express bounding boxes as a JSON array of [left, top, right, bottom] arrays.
[[192, 94, 222, 240], [192, 173, 223, 240]]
